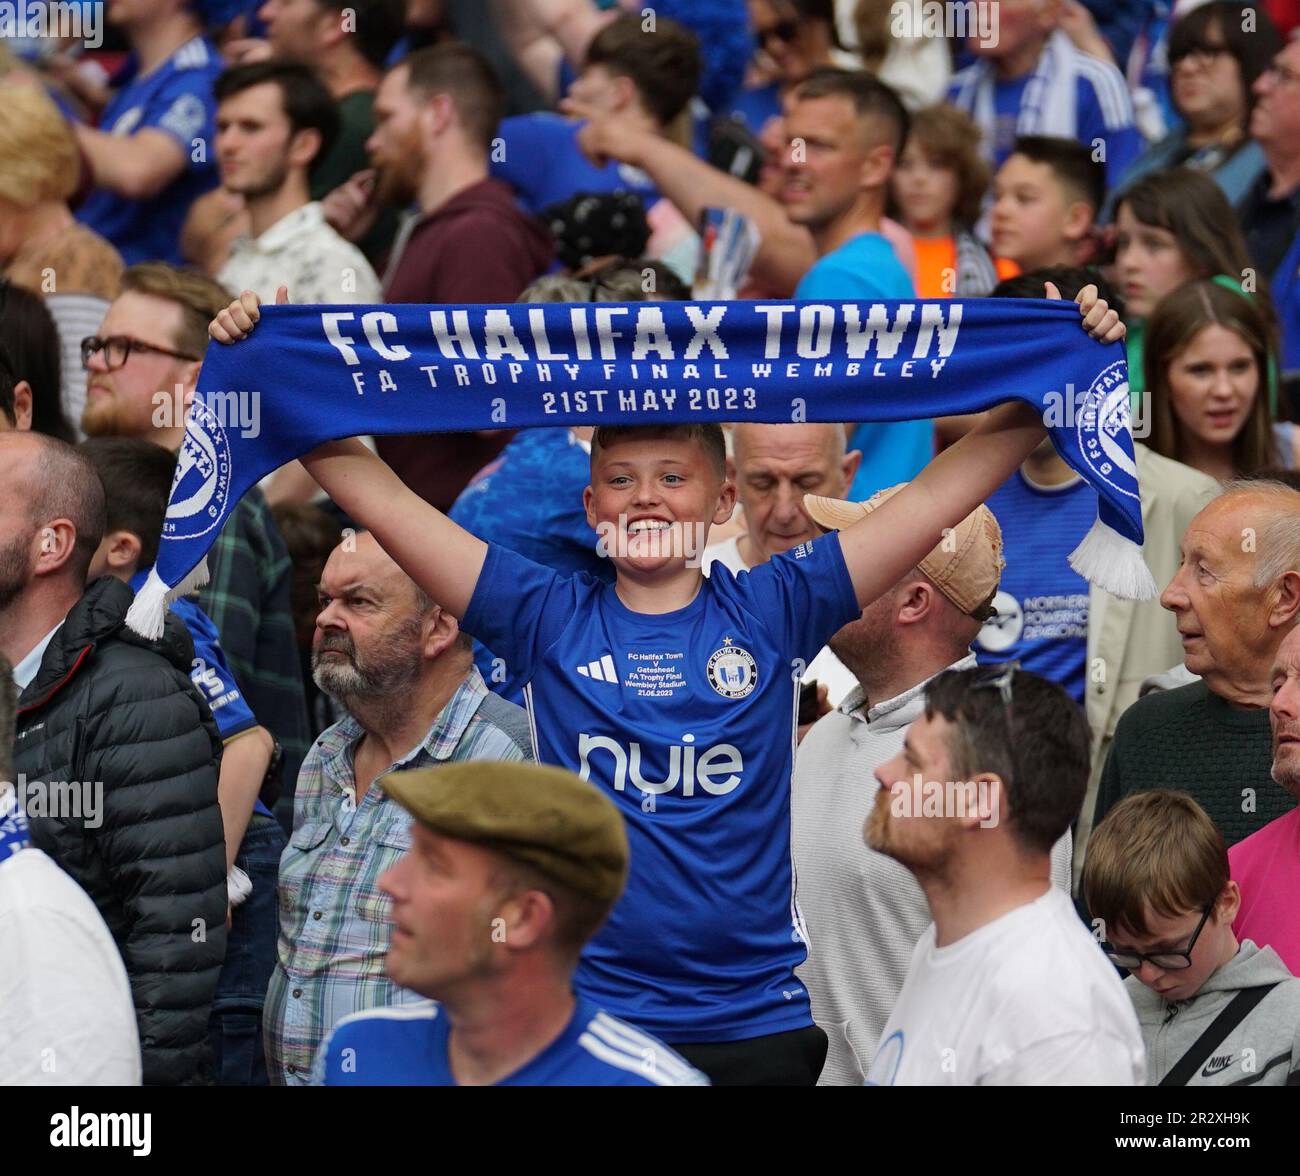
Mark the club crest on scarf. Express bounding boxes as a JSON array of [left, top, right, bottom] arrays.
[[1075, 360, 1138, 502], [168, 398, 233, 541]]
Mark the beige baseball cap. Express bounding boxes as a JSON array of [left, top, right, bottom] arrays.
[[804, 484, 1004, 620]]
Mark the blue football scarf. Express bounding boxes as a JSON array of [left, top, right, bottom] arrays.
[[126, 298, 1154, 638]]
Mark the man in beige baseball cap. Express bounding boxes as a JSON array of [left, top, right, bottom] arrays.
[[804, 483, 1004, 623], [311, 761, 708, 1086], [791, 487, 1076, 1084]]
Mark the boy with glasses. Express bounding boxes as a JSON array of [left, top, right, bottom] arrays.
[[867, 664, 1145, 1085], [1084, 789, 1300, 1086]]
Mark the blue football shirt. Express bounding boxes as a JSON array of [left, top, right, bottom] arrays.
[[962, 66, 1143, 186], [490, 113, 660, 216], [450, 429, 611, 581], [451, 428, 614, 705], [973, 471, 1095, 704], [795, 233, 933, 497], [76, 36, 222, 265], [461, 535, 860, 1042], [317, 996, 708, 1086]]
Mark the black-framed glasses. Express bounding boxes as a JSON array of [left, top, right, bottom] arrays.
[[80, 335, 200, 372], [1101, 904, 1214, 972], [1172, 41, 1231, 68]]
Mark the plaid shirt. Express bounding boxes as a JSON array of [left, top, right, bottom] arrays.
[[264, 667, 531, 1085], [196, 488, 312, 801]]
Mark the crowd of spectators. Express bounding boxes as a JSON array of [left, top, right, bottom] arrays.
[[2, 0, 1299, 1089]]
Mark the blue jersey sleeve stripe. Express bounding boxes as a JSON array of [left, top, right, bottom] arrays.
[[577, 1032, 685, 1085], [1076, 55, 1135, 128], [588, 1013, 699, 1081]]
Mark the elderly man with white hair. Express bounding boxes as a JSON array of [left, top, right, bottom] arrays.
[[704, 423, 861, 713], [1094, 480, 1300, 847]]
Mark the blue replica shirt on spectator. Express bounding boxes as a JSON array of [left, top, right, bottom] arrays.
[[973, 471, 1095, 704], [986, 72, 1145, 184], [317, 996, 709, 1085], [795, 234, 933, 497], [948, 30, 1144, 188], [450, 428, 614, 705], [450, 429, 611, 580], [490, 113, 659, 216], [1272, 229, 1300, 373], [461, 535, 860, 1042], [76, 36, 222, 265], [991, 76, 1032, 169], [129, 568, 273, 817]]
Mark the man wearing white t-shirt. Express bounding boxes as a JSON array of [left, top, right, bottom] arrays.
[[867, 664, 1145, 1086], [703, 423, 862, 712]]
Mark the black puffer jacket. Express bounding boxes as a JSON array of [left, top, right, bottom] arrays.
[[14, 576, 228, 1086]]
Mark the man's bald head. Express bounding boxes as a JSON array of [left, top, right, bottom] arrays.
[[729, 423, 860, 564], [1215, 481, 1300, 590], [0, 431, 105, 587], [323, 529, 430, 614], [1161, 479, 1300, 705], [732, 422, 848, 467]]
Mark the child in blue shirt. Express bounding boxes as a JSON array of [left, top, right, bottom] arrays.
[[212, 279, 1125, 1082]]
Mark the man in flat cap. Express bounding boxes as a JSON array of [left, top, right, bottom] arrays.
[[313, 761, 708, 1085], [792, 486, 1072, 1083]]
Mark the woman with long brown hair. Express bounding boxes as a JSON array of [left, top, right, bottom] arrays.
[[1113, 167, 1266, 404], [1145, 280, 1297, 480]]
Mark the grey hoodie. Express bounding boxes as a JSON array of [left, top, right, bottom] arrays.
[[1129, 941, 1300, 1086]]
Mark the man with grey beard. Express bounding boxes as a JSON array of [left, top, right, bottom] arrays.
[[264, 530, 532, 1086]]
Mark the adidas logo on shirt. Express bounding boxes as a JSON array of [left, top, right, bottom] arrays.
[[576, 654, 619, 683]]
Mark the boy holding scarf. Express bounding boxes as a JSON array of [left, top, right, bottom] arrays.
[[209, 282, 1124, 1084]]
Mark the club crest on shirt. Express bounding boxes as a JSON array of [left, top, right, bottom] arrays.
[[706, 637, 757, 699]]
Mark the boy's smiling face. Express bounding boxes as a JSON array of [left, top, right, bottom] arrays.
[[584, 435, 735, 578]]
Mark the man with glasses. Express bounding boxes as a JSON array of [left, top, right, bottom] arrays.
[[1084, 789, 1300, 1086], [81, 262, 310, 826], [1236, 34, 1300, 287], [865, 664, 1145, 1085], [82, 263, 310, 1083]]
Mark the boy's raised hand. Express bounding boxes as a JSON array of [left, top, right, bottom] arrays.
[[210, 285, 289, 344], [1044, 279, 1125, 345]]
